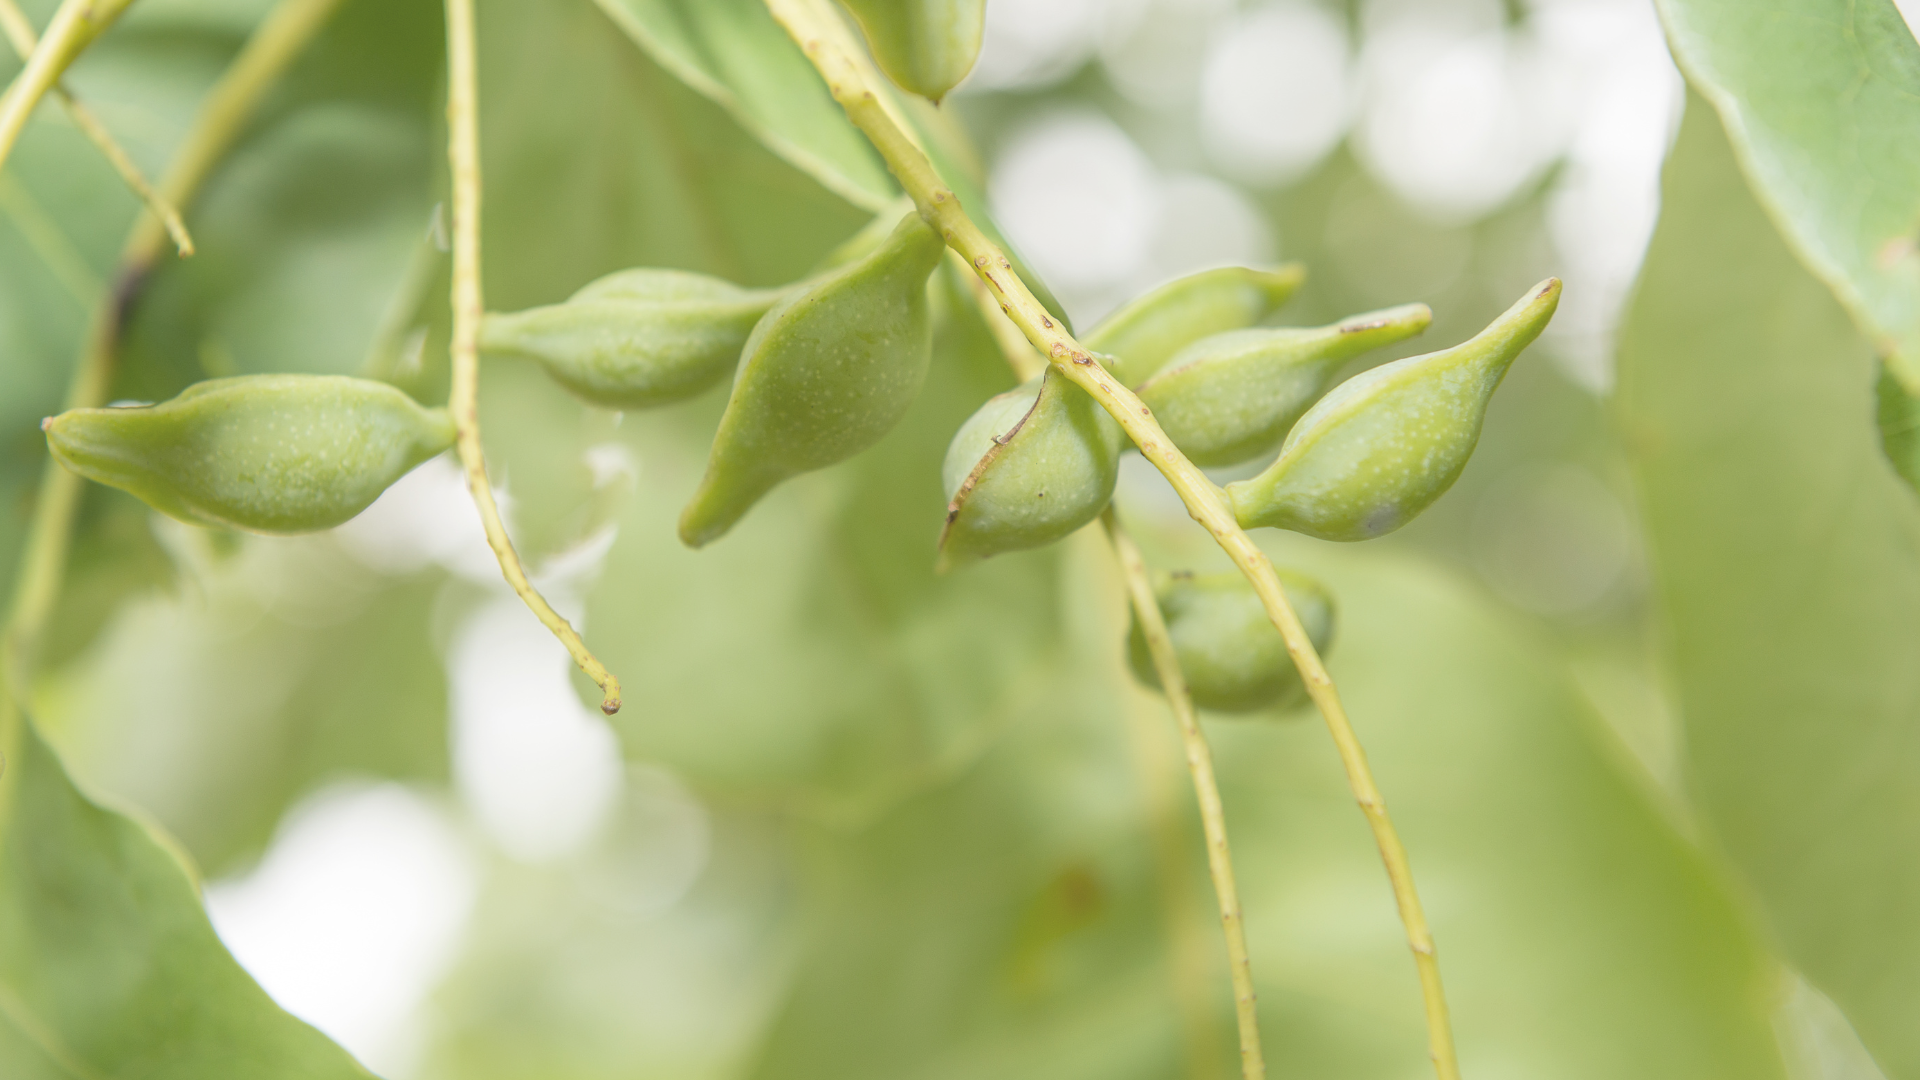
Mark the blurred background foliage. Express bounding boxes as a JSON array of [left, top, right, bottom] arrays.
[[0, 0, 1916, 1077]]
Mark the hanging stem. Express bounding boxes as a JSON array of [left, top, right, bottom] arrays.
[[1105, 507, 1265, 1080], [762, 2, 1460, 1076], [0, 0, 193, 255], [0, 0, 345, 820], [443, 0, 622, 715], [0, 0, 139, 176]]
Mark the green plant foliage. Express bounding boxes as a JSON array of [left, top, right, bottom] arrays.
[[680, 212, 945, 547], [1616, 96, 1920, 1079], [838, 0, 985, 103], [1136, 303, 1431, 468], [1125, 569, 1334, 714], [732, 548, 1788, 1080], [1229, 280, 1559, 542], [45, 375, 456, 534], [938, 370, 1123, 571], [480, 268, 783, 410], [587, 0, 897, 210], [1083, 264, 1306, 387], [1876, 363, 1920, 494], [1657, 0, 1920, 393], [0, 716, 369, 1078]]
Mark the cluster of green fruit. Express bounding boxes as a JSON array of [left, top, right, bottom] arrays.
[[40, 200, 1556, 715]]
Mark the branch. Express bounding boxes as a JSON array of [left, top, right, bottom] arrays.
[[0, 0, 193, 255], [763, 2, 1460, 1075], [1105, 507, 1266, 1080], [444, 0, 622, 715], [0, 0, 139, 176]]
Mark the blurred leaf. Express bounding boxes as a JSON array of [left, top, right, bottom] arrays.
[[1876, 361, 1920, 493], [38, 538, 449, 877], [586, 0, 897, 212], [735, 540, 1788, 1079], [0, 715, 368, 1077], [1657, 0, 1920, 391], [1615, 95, 1920, 1078]]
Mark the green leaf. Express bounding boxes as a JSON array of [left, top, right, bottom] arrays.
[[37, 544, 450, 877], [586, 0, 897, 212], [1616, 94, 1920, 1078], [738, 549, 1788, 1079], [0, 714, 368, 1078], [1656, 0, 1920, 391]]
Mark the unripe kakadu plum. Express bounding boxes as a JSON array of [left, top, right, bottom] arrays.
[[1228, 278, 1561, 541], [839, 0, 985, 102], [1127, 570, 1336, 714], [680, 212, 945, 547], [1137, 303, 1432, 468], [1086, 264, 1306, 387], [480, 268, 782, 410], [938, 369, 1123, 570], [44, 374, 455, 534]]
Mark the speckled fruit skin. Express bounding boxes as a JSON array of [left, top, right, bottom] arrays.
[[44, 375, 455, 534], [679, 212, 945, 548], [937, 369, 1123, 570], [1138, 303, 1431, 468], [1084, 264, 1306, 387], [480, 268, 780, 411], [1127, 570, 1336, 714], [1228, 279, 1560, 542]]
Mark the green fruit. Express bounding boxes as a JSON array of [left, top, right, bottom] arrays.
[[1127, 570, 1336, 714], [1876, 361, 1920, 495], [680, 212, 946, 547], [1085, 264, 1306, 386], [938, 369, 1124, 570], [44, 375, 456, 535], [1228, 279, 1561, 541], [839, 0, 985, 103], [1138, 303, 1432, 468], [480, 269, 781, 410]]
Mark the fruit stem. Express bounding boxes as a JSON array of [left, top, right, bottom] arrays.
[[0, 0, 139, 178], [444, 0, 622, 716], [765, 1, 1461, 1075], [0, 0, 346, 820], [1105, 506, 1266, 1080], [0, 0, 194, 256]]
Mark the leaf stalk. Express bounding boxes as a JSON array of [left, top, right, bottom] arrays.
[[443, 0, 622, 715]]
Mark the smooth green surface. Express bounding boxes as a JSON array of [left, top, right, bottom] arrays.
[[481, 269, 781, 410], [0, 717, 368, 1078], [590, 0, 897, 211], [1229, 280, 1558, 542], [1125, 569, 1334, 714], [1616, 97, 1920, 1079], [1657, 0, 1920, 392], [46, 375, 456, 535], [680, 213, 944, 547], [939, 369, 1123, 570], [1876, 363, 1920, 494], [839, 0, 984, 102], [1083, 265, 1305, 387], [1137, 303, 1431, 468]]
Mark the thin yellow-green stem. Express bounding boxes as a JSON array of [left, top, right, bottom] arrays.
[[1105, 507, 1264, 1080], [0, 0, 138, 176], [0, 0, 193, 255], [765, 1, 1460, 1075], [0, 0, 344, 814], [443, 0, 621, 716]]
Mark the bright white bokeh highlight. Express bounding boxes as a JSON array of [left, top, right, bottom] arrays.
[[967, 0, 1115, 90], [1201, 2, 1354, 184], [450, 594, 626, 863], [990, 112, 1275, 326], [206, 784, 479, 1077]]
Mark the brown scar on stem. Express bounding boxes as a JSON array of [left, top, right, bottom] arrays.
[[1041, 316, 1053, 328]]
